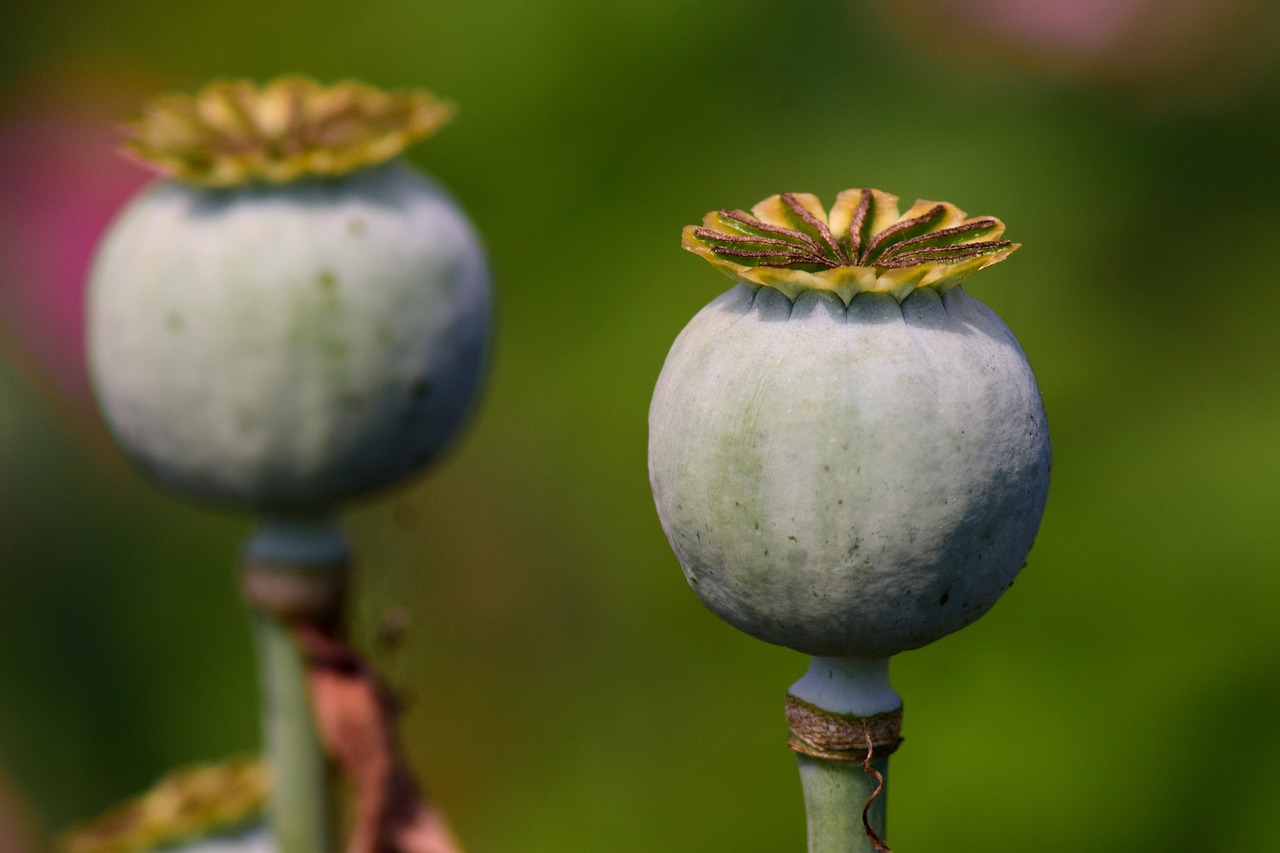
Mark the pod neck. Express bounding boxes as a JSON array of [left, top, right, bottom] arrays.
[[244, 516, 349, 568], [788, 656, 901, 717]]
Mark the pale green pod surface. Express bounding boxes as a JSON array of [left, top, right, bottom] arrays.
[[651, 189, 1050, 659], [650, 283, 1049, 658], [89, 161, 489, 511]]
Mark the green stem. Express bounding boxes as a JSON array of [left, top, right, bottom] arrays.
[[254, 609, 335, 853], [798, 753, 889, 853], [789, 656, 901, 853], [244, 517, 349, 853]]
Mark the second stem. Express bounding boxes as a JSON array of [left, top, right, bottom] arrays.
[[244, 517, 350, 853]]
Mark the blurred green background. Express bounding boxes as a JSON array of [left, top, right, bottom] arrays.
[[2, 0, 1280, 850]]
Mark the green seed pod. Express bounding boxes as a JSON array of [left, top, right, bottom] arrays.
[[88, 77, 491, 512], [649, 189, 1050, 660]]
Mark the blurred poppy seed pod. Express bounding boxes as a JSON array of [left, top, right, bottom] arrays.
[[649, 189, 1050, 659], [62, 758, 269, 853], [88, 77, 491, 512]]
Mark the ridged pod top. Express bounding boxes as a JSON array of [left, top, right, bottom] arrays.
[[683, 189, 1019, 302], [63, 758, 267, 852], [121, 76, 454, 186]]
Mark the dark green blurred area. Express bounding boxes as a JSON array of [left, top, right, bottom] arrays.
[[3, 0, 1280, 850]]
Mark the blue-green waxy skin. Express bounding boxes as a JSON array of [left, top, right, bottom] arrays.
[[88, 160, 491, 512], [648, 283, 1050, 659]]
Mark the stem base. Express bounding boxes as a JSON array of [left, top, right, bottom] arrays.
[[798, 754, 889, 853]]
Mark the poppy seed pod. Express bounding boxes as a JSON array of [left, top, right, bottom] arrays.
[[63, 757, 272, 853], [88, 77, 491, 512], [649, 189, 1050, 660]]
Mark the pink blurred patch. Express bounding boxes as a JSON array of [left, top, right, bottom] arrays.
[[0, 65, 161, 415], [945, 0, 1144, 58], [876, 0, 1279, 104]]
